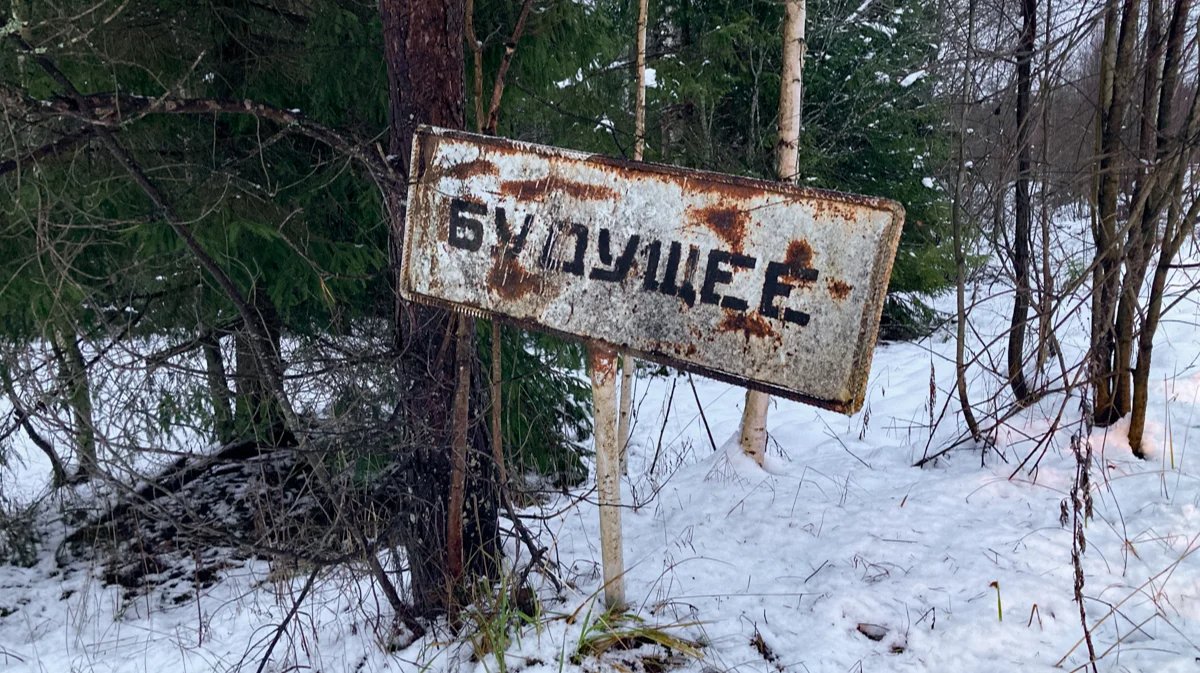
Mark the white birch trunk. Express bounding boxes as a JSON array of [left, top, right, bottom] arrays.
[[590, 346, 625, 608], [740, 0, 805, 466], [618, 0, 650, 475]]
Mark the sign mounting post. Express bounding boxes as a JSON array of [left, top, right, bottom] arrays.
[[588, 346, 624, 607], [401, 126, 904, 608]]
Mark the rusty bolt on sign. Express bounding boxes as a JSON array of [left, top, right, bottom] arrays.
[[401, 126, 904, 414]]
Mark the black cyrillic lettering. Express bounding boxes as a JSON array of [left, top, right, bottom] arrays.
[[643, 240, 662, 291], [677, 245, 700, 306], [449, 198, 486, 252], [700, 250, 731, 305], [539, 220, 589, 276], [760, 262, 789, 319], [702, 250, 757, 309], [783, 306, 811, 326], [596, 229, 615, 266], [723, 253, 757, 310], [660, 241, 683, 295], [494, 207, 533, 256], [589, 229, 641, 282], [760, 261, 816, 326]]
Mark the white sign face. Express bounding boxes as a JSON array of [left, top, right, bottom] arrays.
[[401, 126, 904, 413]]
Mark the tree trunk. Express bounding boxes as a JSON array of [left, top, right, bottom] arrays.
[[465, 0, 509, 496], [1130, 186, 1200, 456], [618, 0, 650, 475], [740, 0, 805, 466], [591, 347, 625, 608], [53, 331, 97, 479], [1112, 0, 1165, 418], [1129, 3, 1199, 456], [1128, 229, 1170, 458], [465, 0, 484, 133], [953, 0, 981, 442], [0, 360, 69, 487], [201, 330, 235, 445], [1035, 0, 1054, 380], [233, 283, 286, 445], [489, 323, 507, 488], [378, 0, 499, 618], [1090, 0, 1141, 427], [446, 314, 473, 611], [1007, 0, 1036, 405]]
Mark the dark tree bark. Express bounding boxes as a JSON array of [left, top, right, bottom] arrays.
[[201, 330, 235, 445], [233, 282, 287, 445], [378, 0, 499, 617], [953, 0, 981, 441], [1112, 0, 1165, 419], [1090, 0, 1141, 426], [1128, 0, 1198, 456], [1007, 0, 1036, 405]]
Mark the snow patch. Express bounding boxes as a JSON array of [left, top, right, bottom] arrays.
[[556, 68, 584, 89], [900, 69, 927, 87]]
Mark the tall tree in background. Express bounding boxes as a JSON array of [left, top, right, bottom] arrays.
[[618, 0, 651, 475], [951, 0, 981, 442], [1006, 0, 1036, 405], [1125, 0, 1183, 454], [1090, 0, 1139, 426], [1090, 0, 1200, 455], [739, 0, 805, 466]]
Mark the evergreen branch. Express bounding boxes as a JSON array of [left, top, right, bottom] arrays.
[[7, 33, 304, 439], [1, 89, 397, 190], [11, 39, 427, 638]]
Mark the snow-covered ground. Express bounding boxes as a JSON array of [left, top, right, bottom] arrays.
[[3, 216, 1200, 672]]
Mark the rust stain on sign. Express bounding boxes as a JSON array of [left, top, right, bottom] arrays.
[[443, 158, 499, 180], [719, 311, 776, 341], [689, 204, 749, 252], [827, 278, 854, 301], [487, 256, 540, 301], [400, 126, 905, 413], [784, 239, 814, 268], [500, 176, 618, 201]]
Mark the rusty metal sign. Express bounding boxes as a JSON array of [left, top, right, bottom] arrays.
[[400, 126, 904, 413]]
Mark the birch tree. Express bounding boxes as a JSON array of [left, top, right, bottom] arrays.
[[740, 0, 805, 466], [618, 0, 650, 475]]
